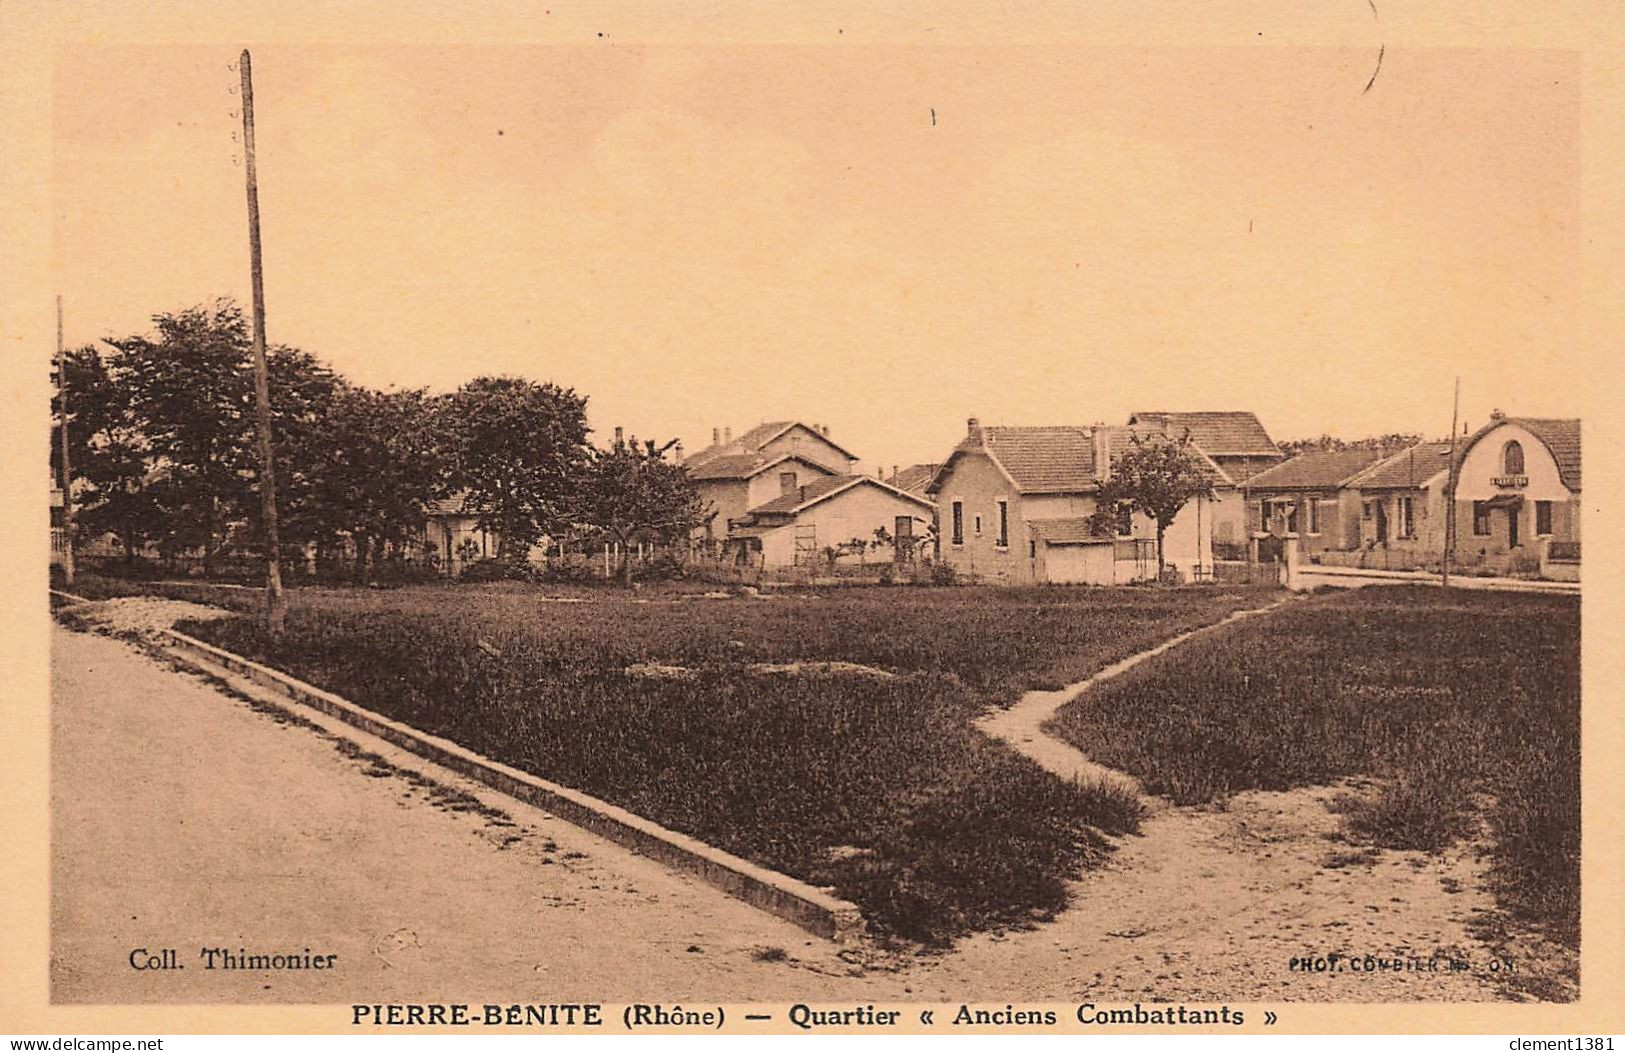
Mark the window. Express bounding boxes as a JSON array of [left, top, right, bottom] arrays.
[[1307, 499, 1320, 535], [951, 500, 964, 545], [1472, 501, 1491, 536], [1503, 440, 1525, 476], [1115, 503, 1132, 537], [1285, 502, 1299, 534], [1398, 496, 1415, 539], [974, 514, 983, 538], [779, 471, 797, 496], [995, 499, 1009, 548], [1536, 500, 1553, 536], [1029, 539, 1037, 558]]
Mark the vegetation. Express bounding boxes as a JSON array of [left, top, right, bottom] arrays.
[[54, 298, 709, 580], [571, 432, 710, 585], [1095, 432, 1215, 575], [1277, 433, 1426, 457], [435, 376, 591, 561], [1045, 586, 1580, 946], [175, 583, 1273, 943]]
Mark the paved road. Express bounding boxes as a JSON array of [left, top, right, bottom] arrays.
[[49, 626, 880, 1004]]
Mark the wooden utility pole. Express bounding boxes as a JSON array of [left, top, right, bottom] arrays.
[[1442, 376, 1460, 588], [56, 295, 75, 586], [240, 49, 286, 634]]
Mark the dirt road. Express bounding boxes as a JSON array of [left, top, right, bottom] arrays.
[[49, 625, 880, 1003]]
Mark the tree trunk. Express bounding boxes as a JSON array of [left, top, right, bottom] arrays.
[[352, 531, 370, 585], [1156, 522, 1167, 582]]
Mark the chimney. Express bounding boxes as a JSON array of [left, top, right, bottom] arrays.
[[1093, 427, 1113, 482], [1490, 408, 1506, 421], [674, 440, 684, 461], [823, 424, 831, 437], [967, 416, 981, 439], [712, 426, 721, 445], [724, 426, 733, 444], [613, 426, 624, 446], [892, 465, 899, 483]]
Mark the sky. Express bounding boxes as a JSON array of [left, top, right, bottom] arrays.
[[51, 43, 1580, 471]]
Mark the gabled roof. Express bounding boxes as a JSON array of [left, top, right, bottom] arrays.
[[1343, 442, 1455, 491], [1244, 448, 1388, 492], [686, 451, 836, 483], [1028, 516, 1113, 545], [1512, 417, 1581, 491], [684, 420, 859, 470], [886, 463, 940, 495], [932, 426, 1097, 494], [743, 474, 934, 518], [1128, 411, 1281, 457], [926, 424, 1233, 495]]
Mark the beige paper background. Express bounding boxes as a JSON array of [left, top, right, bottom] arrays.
[[2, 0, 1621, 1035]]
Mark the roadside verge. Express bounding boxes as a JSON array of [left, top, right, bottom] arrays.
[[140, 622, 867, 943]]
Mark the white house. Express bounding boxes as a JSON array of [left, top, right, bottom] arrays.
[[924, 418, 1228, 585]]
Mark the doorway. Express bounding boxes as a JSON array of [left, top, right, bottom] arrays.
[[1508, 506, 1520, 549]]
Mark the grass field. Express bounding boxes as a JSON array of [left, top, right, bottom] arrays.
[[1046, 586, 1581, 947], [159, 579, 1274, 944]]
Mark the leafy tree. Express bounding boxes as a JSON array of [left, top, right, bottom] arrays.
[[54, 344, 162, 560], [300, 383, 441, 576], [574, 433, 709, 586], [107, 299, 340, 570], [437, 376, 590, 562], [1096, 432, 1216, 576], [1278, 433, 1424, 458], [109, 301, 256, 569]]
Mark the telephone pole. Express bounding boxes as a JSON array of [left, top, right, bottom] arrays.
[[240, 49, 286, 634], [1442, 376, 1460, 588], [56, 295, 76, 586]]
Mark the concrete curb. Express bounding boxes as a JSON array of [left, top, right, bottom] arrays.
[[156, 628, 866, 942]]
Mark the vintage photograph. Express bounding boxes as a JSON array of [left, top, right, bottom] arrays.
[[18, 10, 1603, 1038]]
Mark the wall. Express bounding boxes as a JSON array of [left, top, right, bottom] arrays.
[[1248, 489, 1351, 556], [1214, 453, 1283, 485], [758, 425, 856, 475], [934, 450, 1038, 584], [1451, 421, 1576, 568], [1037, 541, 1114, 585], [755, 482, 933, 567], [744, 457, 838, 510], [1156, 493, 1214, 576], [693, 479, 751, 540]]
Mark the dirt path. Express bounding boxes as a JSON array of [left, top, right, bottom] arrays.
[[953, 595, 1563, 1003], [977, 599, 1294, 793]]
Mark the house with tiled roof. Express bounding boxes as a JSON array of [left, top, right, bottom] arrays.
[[1240, 447, 1390, 555], [681, 421, 857, 545], [1127, 410, 1282, 546], [1447, 412, 1580, 577], [923, 417, 1232, 585], [683, 420, 933, 567], [726, 474, 936, 567], [1127, 411, 1283, 483], [1339, 442, 1456, 562], [884, 463, 940, 496]]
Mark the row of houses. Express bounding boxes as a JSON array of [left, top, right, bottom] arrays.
[[678, 410, 1581, 585]]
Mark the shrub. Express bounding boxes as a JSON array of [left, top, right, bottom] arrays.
[[458, 557, 543, 584]]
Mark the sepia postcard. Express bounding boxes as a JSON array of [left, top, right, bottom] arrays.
[[3, 0, 1623, 1043]]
